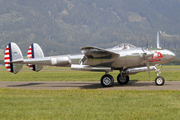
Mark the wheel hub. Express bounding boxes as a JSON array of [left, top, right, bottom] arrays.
[[157, 78, 163, 84], [120, 76, 126, 83], [103, 77, 111, 85]]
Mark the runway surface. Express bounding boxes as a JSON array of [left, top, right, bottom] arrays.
[[0, 69, 180, 71], [0, 81, 180, 90]]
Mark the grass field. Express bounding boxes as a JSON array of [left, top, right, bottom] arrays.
[[0, 66, 180, 120], [0, 89, 180, 120]]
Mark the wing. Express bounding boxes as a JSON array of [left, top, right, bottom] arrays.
[[81, 46, 119, 59]]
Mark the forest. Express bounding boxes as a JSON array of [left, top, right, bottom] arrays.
[[0, 0, 180, 64]]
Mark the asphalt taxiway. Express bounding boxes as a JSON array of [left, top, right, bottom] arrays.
[[0, 81, 180, 90]]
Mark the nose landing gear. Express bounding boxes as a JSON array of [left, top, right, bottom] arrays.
[[155, 76, 165, 85], [154, 66, 165, 86]]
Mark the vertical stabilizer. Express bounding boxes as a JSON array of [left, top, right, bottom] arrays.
[[4, 42, 23, 74], [27, 43, 44, 72]]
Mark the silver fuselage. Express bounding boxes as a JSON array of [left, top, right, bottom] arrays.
[[6, 41, 175, 75], [69, 47, 175, 69], [20, 45, 175, 71]]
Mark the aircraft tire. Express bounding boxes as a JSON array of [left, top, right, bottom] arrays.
[[117, 74, 129, 85], [155, 76, 165, 86], [101, 74, 114, 87]]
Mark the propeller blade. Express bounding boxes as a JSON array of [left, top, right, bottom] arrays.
[[142, 49, 153, 79], [146, 41, 149, 50], [157, 31, 161, 49], [146, 59, 150, 79]]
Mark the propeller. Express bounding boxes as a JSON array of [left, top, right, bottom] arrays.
[[145, 57, 150, 78], [142, 32, 161, 78], [146, 41, 149, 50], [142, 49, 153, 79], [157, 31, 161, 49]]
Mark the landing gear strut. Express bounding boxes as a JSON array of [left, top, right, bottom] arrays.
[[154, 66, 165, 86], [100, 69, 130, 87], [155, 76, 165, 85]]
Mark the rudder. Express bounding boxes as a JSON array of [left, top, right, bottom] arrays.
[[27, 43, 44, 72], [4, 42, 23, 74]]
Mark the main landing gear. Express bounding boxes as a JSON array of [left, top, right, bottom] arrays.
[[100, 66, 165, 87], [101, 74, 114, 87], [117, 73, 129, 85], [101, 71, 129, 87]]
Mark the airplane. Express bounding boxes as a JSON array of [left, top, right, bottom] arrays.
[[4, 32, 175, 87]]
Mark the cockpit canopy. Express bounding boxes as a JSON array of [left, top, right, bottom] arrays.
[[112, 43, 137, 50]]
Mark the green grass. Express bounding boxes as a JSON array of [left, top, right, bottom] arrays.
[[0, 89, 180, 120], [0, 66, 180, 120], [157, 65, 180, 69], [0, 69, 180, 81]]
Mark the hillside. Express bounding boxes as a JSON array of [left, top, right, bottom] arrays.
[[0, 0, 180, 58]]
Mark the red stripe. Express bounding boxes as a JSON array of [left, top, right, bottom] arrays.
[[4, 53, 9, 55], [6, 66, 11, 69], [4, 57, 10, 60], [28, 48, 31, 50], [4, 62, 9, 64], [6, 48, 9, 50], [27, 52, 32, 55], [29, 65, 33, 67]]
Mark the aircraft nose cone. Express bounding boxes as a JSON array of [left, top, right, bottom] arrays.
[[165, 49, 176, 61], [170, 51, 176, 59]]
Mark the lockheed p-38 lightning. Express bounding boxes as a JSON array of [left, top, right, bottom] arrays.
[[4, 34, 175, 87]]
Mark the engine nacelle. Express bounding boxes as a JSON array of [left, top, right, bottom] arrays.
[[71, 64, 112, 72], [125, 66, 156, 75]]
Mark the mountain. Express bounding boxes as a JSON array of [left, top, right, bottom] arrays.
[[0, 0, 180, 58]]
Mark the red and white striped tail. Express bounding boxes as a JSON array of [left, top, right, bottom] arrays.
[[4, 45, 12, 72], [27, 45, 35, 71], [4, 42, 23, 74], [27, 45, 32, 59], [26, 43, 44, 72]]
